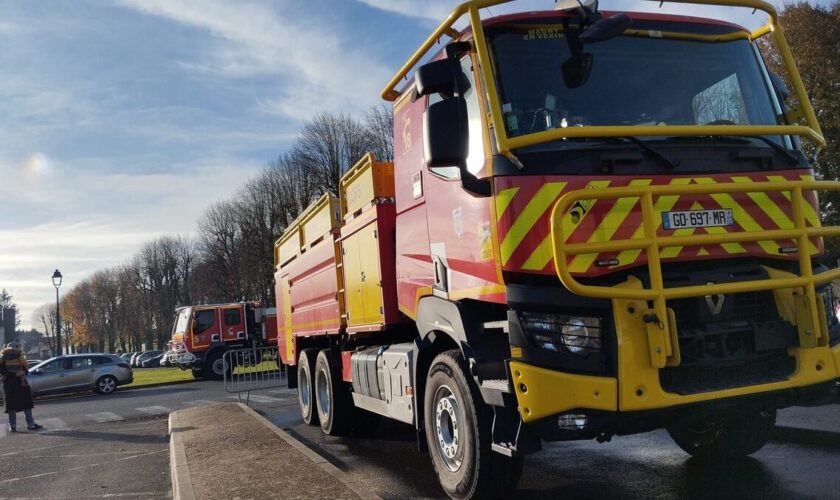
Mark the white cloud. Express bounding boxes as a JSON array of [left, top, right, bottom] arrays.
[[2, 152, 262, 329], [114, 0, 392, 119], [354, 0, 456, 21]]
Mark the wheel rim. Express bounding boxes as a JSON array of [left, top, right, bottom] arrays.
[[434, 385, 462, 472], [100, 378, 116, 393], [317, 367, 330, 418], [212, 358, 226, 376], [299, 366, 311, 414]]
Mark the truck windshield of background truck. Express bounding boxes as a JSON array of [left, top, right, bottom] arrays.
[[487, 20, 785, 151], [173, 308, 190, 335]]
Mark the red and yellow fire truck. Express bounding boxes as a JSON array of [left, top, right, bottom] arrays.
[[275, 0, 840, 497], [167, 302, 278, 379]]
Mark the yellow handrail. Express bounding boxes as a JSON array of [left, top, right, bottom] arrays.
[[381, 0, 825, 149], [549, 180, 840, 355]]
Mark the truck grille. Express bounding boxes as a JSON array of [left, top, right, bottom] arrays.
[[660, 291, 797, 395]]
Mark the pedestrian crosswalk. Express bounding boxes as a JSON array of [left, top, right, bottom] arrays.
[[1, 391, 295, 437], [86, 412, 124, 423], [136, 405, 172, 415]]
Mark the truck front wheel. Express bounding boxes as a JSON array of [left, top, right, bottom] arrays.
[[423, 350, 523, 500], [314, 349, 351, 435], [206, 351, 229, 380], [297, 349, 319, 426], [667, 409, 776, 460]]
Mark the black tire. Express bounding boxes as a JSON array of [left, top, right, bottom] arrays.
[[314, 349, 352, 436], [191, 367, 205, 380], [297, 349, 319, 426], [205, 350, 230, 381], [668, 410, 777, 460], [423, 349, 523, 500], [94, 375, 118, 395]]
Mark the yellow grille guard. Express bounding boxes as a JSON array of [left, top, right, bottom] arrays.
[[549, 180, 840, 368]]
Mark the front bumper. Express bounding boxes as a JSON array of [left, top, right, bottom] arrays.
[[510, 341, 840, 424], [163, 349, 202, 369]]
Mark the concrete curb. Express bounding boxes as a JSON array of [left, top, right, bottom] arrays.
[[236, 403, 382, 500], [169, 412, 197, 500], [122, 378, 197, 392]]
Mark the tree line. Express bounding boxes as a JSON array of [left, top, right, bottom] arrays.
[[31, 106, 392, 353]]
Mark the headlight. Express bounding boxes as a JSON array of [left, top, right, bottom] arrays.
[[520, 312, 602, 355]]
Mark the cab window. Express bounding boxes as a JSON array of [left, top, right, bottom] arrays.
[[194, 310, 215, 334], [224, 309, 241, 326]]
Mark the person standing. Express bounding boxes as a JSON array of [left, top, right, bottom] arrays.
[[0, 342, 43, 432]]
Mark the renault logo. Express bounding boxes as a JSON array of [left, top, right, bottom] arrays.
[[704, 282, 725, 315]]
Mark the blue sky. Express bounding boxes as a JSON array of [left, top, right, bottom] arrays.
[[0, 0, 816, 329]]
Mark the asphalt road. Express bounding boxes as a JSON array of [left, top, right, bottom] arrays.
[[1, 379, 839, 499]]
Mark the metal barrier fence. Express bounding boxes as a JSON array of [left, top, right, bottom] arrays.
[[223, 345, 285, 405]]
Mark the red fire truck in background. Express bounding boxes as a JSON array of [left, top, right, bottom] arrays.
[[274, 0, 840, 498], [166, 302, 278, 379]]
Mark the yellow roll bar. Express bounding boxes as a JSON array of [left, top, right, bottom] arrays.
[[381, 0, 825, 150], [549, 180, 840, 361]]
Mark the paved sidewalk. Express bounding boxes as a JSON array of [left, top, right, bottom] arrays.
[[169, 402, 380, 500]]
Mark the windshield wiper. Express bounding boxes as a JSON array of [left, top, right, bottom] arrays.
[[608, 136, 678, 170], [663, 135, 801, 167]]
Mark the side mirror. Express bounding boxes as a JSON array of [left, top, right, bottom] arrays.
[[579, 14, 632, 44], [769, 72, 790, 102], [562, 53, 593, 89], [423, 96, 468, 169], [415, 58, 462, 98]]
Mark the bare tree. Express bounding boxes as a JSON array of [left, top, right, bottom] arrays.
[[366, 103, 394, 162]]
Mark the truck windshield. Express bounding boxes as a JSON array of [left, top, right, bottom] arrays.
[[173, 308, 191, 335], [487, 19, 783, 148]]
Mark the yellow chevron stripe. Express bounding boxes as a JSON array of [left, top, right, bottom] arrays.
[[568, 179, 652, 273], [495, 187, 520, 222], [521, 234, 553, 270], [693, 177, 779, 255], [766, 175, 820, 228], [500, 182, 567, 265], [731, 176, 794, 229], [661, 227, 694, 258], [522, 180, 610, 271], [616, 177, 693, 266], [732, 176, 817, 254]]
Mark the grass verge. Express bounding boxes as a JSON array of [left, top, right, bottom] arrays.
[[124, 366, 194, 387]]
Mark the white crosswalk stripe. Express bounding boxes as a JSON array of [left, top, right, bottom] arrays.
[[136, 405, 172, 415], [86, 412, 124, 423], [37, 417, 70, 431]]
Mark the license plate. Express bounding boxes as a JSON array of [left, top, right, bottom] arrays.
[[662, 209, 733, 230]]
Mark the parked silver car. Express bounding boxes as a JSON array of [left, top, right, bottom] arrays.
[[27, 354, 133, 396]]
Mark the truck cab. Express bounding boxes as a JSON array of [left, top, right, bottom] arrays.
[[167, 302, 278, 379]]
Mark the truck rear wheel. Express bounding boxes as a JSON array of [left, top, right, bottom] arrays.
[[314, 349, 352, 435], [667, 410, 776, 460], [423, 349, 523, 500], [297, 349, 319, 426]]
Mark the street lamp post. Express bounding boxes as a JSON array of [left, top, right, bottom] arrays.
[[52, 269, 62, 355]]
